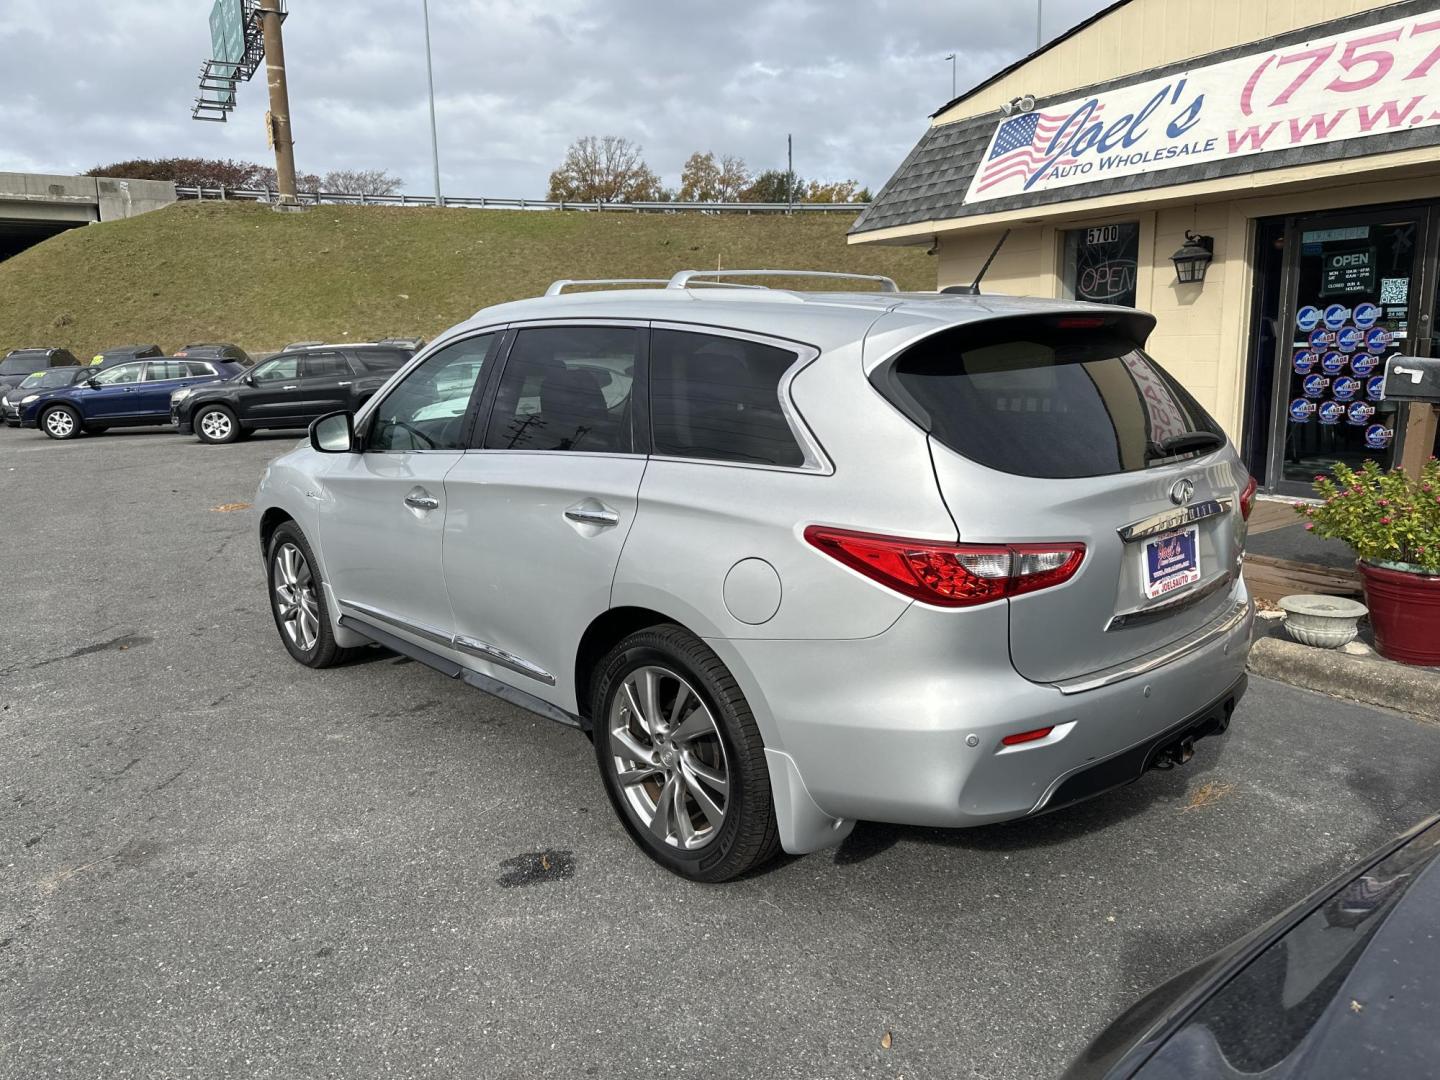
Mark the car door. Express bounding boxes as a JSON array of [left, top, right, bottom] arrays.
[[229, 354, 303, 425], [442, 324, 648, 711], [317, 331, 501, 653], [280, 350, 357, 424], [133, 360, 206, 418], [77, 361, 147, 418]]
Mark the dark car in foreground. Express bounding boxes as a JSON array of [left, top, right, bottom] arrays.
[[20, 357, 243, 439], [0, 348, 79, 396], [172, 342, 415, 443], [87, 344, 163, 369], [1066, 814, 1440, 1079], [1, 367, 96, 425]]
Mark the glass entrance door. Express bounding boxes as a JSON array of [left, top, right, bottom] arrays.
[[1267, 206, 1435, 496]]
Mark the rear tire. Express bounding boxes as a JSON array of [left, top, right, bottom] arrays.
[[195, 404, 240, 444], [41, 405, 81, 440], [266, 522, 362, 668], [591, 624, 780, 882]]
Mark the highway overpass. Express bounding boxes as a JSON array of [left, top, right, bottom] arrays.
[[0, 173, 176, 261]]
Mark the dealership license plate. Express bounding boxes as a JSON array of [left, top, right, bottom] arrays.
[[1143, 527, 1200, 600]]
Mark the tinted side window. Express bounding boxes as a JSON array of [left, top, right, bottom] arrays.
[[482, 326, 638, 453], [93, 364, 144, 385], [144, 361, 190, 382], [354, 349, 410, 373], [185, 362, 217, 377], [650, 329, 804, 467], [366, 334, 495, 452], [301, 352, 352, 378]]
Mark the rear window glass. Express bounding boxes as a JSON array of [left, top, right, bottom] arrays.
[[884, 320, 1223, 479], [1, 356, 48, 375]]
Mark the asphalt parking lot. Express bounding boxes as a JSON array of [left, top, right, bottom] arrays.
[[2, 423, 1439, 1080]]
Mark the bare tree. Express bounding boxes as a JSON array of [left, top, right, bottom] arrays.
[[321, 169, 405, 196], [547, 135, 663, 203]]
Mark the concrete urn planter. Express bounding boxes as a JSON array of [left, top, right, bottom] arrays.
[[1278, 594, 1368, 649]]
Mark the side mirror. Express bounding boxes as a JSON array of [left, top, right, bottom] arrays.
[[310, 410, 357, 453], [86, 377, 100, 388], [242, 374, 256, 387]]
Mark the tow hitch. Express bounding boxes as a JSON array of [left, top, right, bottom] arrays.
[[1152, 735, 1196, 770]]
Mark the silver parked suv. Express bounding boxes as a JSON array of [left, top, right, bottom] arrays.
[[256, 270, 1256, 881]]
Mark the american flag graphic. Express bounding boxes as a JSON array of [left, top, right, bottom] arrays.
[[975, 108, 1101, 193]]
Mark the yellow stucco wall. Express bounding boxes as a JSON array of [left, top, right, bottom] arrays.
[[936, 0, 1385, 125]]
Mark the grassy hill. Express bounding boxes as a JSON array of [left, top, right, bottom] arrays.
[[0, 201, 931, 357]]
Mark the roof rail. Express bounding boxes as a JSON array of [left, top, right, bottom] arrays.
[[544, 278, 670, 297], [666, 269, 900, 292]]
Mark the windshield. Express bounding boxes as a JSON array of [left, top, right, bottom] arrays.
[[1, 356, 49, 376], [20, 370, 75, 389]]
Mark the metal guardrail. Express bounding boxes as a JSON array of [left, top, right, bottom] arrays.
[[173, 185, 868, 213]]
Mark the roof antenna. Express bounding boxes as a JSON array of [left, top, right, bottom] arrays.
[[942, 228, 1010, 295]]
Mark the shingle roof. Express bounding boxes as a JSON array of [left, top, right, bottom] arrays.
[[852, 0, 1440, 238]]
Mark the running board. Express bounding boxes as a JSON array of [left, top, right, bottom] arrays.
[[338, 615, 585, 731]]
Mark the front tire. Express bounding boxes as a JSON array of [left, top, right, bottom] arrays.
[[592, 625, 780, 882], [266, 522, 361, 668], [195, 404, 240, 444], [41, 405, 81, 440]]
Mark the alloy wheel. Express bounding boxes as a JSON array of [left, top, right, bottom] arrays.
[[608, 665, 731, 850], [272, 542, 321, 652], [200, 410, 232, 441], [45, 410, 74, 438]]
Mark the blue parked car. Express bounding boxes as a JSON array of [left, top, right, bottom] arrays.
[[19, 357, 244, 440]]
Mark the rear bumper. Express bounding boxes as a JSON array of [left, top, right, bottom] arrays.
[[713, 581, 1253, 834]]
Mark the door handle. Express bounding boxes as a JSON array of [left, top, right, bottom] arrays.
[[564, 505, 619, 527], [281, 384, 298, 390], [337, 381, 352, 386], [404, 490, 440, 511]]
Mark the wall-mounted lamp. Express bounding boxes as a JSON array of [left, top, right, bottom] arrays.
[[1170, 231, 1214, 284], [998, 94, 1036, 116]]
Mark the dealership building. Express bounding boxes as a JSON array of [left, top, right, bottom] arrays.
[[852, 0, 1440, 496]]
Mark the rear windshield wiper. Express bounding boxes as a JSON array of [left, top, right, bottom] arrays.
[[1148, 430, 1225, 458]]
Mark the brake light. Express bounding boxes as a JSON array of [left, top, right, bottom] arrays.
[[1239, 475, 1258, 521], [803, 526, 1085, 607], [1056, 317, 1106, 329]]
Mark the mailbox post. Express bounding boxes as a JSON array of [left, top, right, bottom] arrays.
[[1383, 356, 1440, 478]]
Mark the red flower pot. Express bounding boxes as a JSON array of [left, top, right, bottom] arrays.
[[1358, 561, 1440, 667]]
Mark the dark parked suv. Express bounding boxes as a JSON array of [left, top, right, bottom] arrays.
[[175, 343, 252, 366], [0, 348, 79, 396], [172, 342, 415, 443]]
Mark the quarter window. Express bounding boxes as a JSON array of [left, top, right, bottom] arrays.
[[649, 329, 804, 467], [366, 334, 495, 452], [482, 326, 638, 453]]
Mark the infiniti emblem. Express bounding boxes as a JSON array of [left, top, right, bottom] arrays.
[[1169, 478, 1195, 506]]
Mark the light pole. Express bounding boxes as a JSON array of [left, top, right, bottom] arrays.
[[1036, 0, 1044, 49], [944, 53, 956, 99], [422, 0, 442, 206]]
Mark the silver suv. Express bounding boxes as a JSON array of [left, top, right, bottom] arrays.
[[256, 270, 1256, 881]]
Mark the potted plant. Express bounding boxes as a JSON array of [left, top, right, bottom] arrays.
[[1296, 457, 1440, 666]]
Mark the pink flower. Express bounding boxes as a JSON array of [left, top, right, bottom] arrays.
[[1304, 522, 1315, 530], [1314, 475, 1325, 483], [1352, 486, 1363, 495], [1380, 516, 1392, 525], [1378, 498, 1389, 507]]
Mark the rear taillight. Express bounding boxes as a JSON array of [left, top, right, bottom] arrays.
[[803, 526, 1085, 607], [1239, 475, 1258, 521]]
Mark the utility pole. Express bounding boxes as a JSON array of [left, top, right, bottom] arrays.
[[786, 133, 793, 213], [1036, 0, 1044, 50], [256, 5, 297, 203], [945, 53, 956, 99], [422, 0, 442, 206]]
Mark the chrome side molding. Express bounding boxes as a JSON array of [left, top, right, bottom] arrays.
[[339, 600, 556, 685], [1118, 498, 1232, 543]]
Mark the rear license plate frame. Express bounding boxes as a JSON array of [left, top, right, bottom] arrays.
[[1143, 526, 1200, 600]]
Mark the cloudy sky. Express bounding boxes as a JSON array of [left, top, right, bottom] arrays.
[[0, 0, 1113, 197]]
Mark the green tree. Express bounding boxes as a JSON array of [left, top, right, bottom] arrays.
[[679, 152, 721, 201], [547, 135, 663, 203], [742, 169, 804, 204]]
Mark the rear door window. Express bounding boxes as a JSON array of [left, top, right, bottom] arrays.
[[880, 317, 1223, 478], [649, 329, 804, 467], [481, 326, 639, 453], [300, 352, 353, 378], [143, 361, 190, 382]]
